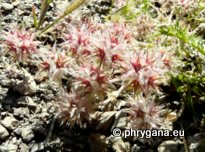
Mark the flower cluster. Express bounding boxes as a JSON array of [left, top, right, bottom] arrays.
[[61, 21, 132, 65], [61, 21, 93, 56], [1, 18, 175, 130], [59, 90, 95, 128], [123, 95, 167, 129], [68, 64, 109, 96], [1, 29, 40, 61], [39, 43, 74, 81], [54, 19, 175, 129], [121, 50, 172, 95]]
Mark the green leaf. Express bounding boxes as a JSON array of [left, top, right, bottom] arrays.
[[185, 88, 196, 119], [160, 23, 205, 56], [109, 5, 129, 21], [32, 4, 38, 29], [159, 26, 175, 37], [177, 86, 187, 93]]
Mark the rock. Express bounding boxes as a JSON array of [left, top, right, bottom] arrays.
[[14, 126, 34, 143], [158, 139, 182, 152], [12, 1, 20, 7], [0, 86, 8, 100], [131, 144, 141, 152], [47, 102, 58, 114], [9, 138, 29, 152], [17, 9, 24, 16], [46, 138, 62, 149], [38, 111, 50, 119], [1, 3, 14, 11], [21, 127, 34, 143], [185, 133, 205, 152], [19, 142, 29, 152], [13, 127, 21, 136], [1, 116, 18, 130], [17, 96, 32, 104], [22, 16, 33, 28], [28, 100, 37, 113], [0, 75, 11, 87], [0, 104, 2, 113], [55, 1, 70, 11], [109, 136, 131, 152], [0, 112, 8, 117], [0, 124, 9, 139], [17, 96, 37, 113], [39, 82, 59, 101], [13, 68, 37, 95], [35, 104, 43, 113], [11, 136, 18, 144], [13, 107, 30, 119], [30, 142, 45, 152], [0, 144, 18, 152], [34, 71, 48, 83]]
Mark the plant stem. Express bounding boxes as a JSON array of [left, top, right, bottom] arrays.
[[39, 0, 87, 34]]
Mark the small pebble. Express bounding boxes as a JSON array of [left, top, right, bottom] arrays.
[[1, 3, 14, 11], [1, 116, 18, 130], [0, 124, 9, 140]]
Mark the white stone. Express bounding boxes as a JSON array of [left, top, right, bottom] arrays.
[[0, 124, 9, 139]]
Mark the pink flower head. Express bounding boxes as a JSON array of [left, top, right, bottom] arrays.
[[159, 50, 174, 68], [68, 64, 109, 95], [62, 20, 133, 68], [123, 95, 166, 129], [2, 29, 40, 61], [59, 90, 94, 128], [90, 24, 131, 66], [121, 50, 170, 94], [40, 43, 72, 81], [62, 23, 92, 56]]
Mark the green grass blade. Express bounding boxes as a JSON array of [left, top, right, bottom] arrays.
[[32, 4, 38, 29], [38, 0, 53, 30], [63, 0, 86, 16], [186, 88, 196, 120], [39, 0, 86, 34]]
